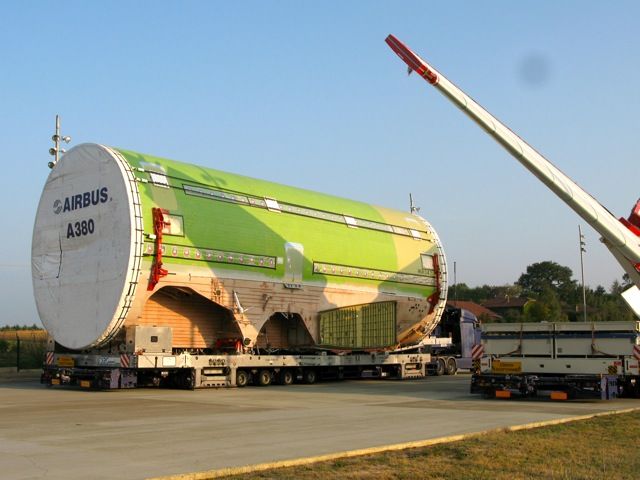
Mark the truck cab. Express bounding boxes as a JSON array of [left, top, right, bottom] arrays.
[[427, 307, 481, 374]]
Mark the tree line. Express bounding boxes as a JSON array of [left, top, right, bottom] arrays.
[[452, 261, 635, 322], [0, 324, 43, 331]]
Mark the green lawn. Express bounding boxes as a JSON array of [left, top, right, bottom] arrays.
[[221, 410, 640, 480]]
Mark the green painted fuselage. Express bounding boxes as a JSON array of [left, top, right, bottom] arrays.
[[121, 148, 441, 297]]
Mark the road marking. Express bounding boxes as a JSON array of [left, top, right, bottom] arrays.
[[146, 406, 640, 480]]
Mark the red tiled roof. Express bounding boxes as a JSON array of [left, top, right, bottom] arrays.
[[447, 300, 502, 320]]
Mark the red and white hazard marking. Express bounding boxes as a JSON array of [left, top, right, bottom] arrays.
[[633, 345, 640, 362], [120, 354, 130, 368], [46, 352, 54, 365], [471, 344, 484, 360]]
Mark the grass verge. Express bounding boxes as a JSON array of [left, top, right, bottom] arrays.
[[220, 410, 640, 480]]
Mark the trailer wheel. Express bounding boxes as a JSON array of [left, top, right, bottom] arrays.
[[445, 358, 457, 375], [256, 369, 272, 386], [435, 358, 446, 376], [181, 369, 196, 390], [303, 369, 317, 384], [236, 370, 250, 387], [278, 370, 294, 386]]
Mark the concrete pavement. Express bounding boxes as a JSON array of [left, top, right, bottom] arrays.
[[1, 376, 637, 479]]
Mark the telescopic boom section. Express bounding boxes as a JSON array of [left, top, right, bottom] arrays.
[[385, 34, 640, 287]]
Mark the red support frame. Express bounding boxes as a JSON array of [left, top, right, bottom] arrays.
[[147, 207, 169, 291]]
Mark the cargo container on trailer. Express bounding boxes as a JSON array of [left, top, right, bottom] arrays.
[[34, 143, 446, 388]]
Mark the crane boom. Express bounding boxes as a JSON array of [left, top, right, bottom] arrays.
[[385, 34, 640, 296]]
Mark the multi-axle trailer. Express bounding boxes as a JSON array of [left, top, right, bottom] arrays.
[[42, 326, 430, 389]]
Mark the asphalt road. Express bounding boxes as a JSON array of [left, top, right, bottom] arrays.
[[1, 375, 638, 479]]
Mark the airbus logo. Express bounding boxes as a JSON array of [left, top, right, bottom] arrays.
[[53, 187, 109, 214]]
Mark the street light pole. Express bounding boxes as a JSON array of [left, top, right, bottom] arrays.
[[48, 115, 71, 169], [579, 225, 587, 322], [453, 261, 457, 307]]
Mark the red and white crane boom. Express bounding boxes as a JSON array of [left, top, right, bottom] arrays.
[[385, 34, 640, 313]]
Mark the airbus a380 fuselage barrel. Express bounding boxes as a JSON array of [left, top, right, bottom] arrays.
[[385, 34, 640, 288]]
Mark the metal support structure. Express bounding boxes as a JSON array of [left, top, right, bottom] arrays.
[[409, 193, 420, 215], [579, 225, 587, 322]]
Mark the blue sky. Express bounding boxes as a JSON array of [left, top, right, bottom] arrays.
[[1, 1, 638, 326]]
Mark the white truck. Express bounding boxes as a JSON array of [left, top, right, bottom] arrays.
[[470, 321, 640, 399]]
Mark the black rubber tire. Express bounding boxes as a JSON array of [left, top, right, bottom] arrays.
[[182, 369, 196, 389], [257, 369, 272, 386], [435, 358, 446, 376], [236, 370, 250, 387], [303, 369, 317, 384], [278, 370, 294, 386], [445, 358, 457, 376]]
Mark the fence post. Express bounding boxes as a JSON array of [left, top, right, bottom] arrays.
[[16, 334, 20, 372]]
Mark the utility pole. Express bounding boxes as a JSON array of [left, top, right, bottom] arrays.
[[579, 225, 587, 322]]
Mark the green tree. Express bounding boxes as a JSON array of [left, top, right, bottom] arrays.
[[522, 285, 567, 322], [449, 283, 492, 303], [450, 283, 523, 304], [517, 261, 577, 303]]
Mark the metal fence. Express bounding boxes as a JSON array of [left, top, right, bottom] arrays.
[[0, 331, 47, 370]]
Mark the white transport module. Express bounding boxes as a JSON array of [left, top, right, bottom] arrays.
[[42, 324, 430, 389], [471, 321, 640, 399]]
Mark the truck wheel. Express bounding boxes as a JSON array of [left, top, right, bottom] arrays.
[[256, 369, 272, 386], [236, 370, 250, 387], [435, 358, 446, 376], [303, 369, 317, 384], [278, 370, 294, 386], [445, 358, 457, 375]]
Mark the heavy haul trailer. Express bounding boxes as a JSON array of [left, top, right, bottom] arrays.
[[33, 144, 443, 389], [470, 321, 640, 399], [44, 338, 430, 389]]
